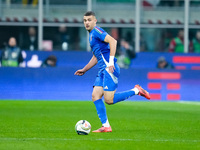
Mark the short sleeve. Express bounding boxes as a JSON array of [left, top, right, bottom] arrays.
[[93, 27, 108, 41]]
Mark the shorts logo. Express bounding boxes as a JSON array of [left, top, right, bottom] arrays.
[[104, 86, 108, 89]]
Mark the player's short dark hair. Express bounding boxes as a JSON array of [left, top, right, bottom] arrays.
[[84, 11, 96, 17]]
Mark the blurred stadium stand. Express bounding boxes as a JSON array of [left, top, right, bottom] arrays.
[[1, 50, 200, 69], [0, 51, 200, 101], [0, 0, 200, 101], [0, 2, 200, 25], [0, 0, 198, 24], [0, 65, 199, 101], [0, 0, 200, 52]]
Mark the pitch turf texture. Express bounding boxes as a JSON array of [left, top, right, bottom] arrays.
[[0, 101, 199, 150]]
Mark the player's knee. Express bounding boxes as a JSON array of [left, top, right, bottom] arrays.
[[105, 101, 113, 105], [92, 94, 97, 101], [104, 92, 114, 105], [92, 93, 101, 101], [92, 87, 104, 101], [104, 98, 113, 105]]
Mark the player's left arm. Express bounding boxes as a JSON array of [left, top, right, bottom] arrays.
[[104, 34, 117, 73]]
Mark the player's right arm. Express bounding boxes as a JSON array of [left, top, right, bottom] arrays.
[[74, 55, 97, 76]]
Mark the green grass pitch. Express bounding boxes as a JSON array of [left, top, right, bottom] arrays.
[[0, 100, 199, 150]]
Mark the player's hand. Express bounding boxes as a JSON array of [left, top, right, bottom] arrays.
[[107, 56, 115, 73], [74, 69, 86, 76], [108, 65, 115, 73]]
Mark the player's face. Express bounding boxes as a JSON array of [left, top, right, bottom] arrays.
[[83, 15, 97, 32]]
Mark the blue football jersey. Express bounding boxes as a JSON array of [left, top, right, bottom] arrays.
[[89, 26, 117, 69]]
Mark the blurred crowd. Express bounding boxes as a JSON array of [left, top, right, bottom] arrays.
[[4, 0, 200, 7], [0, 27, 200, 69], [1, 26, 200, 53], [114, 28, 200, 68], [143, 0, 200, 7], [0, 36, 57, 68], [0, 0, 199, 71], [1, 0, 200, 68]]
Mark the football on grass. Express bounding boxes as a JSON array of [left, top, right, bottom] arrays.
[[75, 120, 91, 135]]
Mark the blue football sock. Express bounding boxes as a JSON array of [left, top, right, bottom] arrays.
[[93, 99, 107, 124], [113, 90, 135, 104]]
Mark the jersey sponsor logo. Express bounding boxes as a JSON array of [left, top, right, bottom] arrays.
[[94, 27, 103, 34]]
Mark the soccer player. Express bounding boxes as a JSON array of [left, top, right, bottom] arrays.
[[74, 11, 150, 133]]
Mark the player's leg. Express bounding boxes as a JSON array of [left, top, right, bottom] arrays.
[[104, 85, 150, 104], [103, 63, 150, 105], [103, 63, 136, 104], [92, 86, 104, 102], [92, 71, 112, 132], [92, 86, 105, 124], [104, 89, 137, 105], [103, 90, 115, 105], [92, 86, 112, 132]]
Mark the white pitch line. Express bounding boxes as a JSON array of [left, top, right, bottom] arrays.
[[177, 101, 200, 105], [0, 138, 199, 143]]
